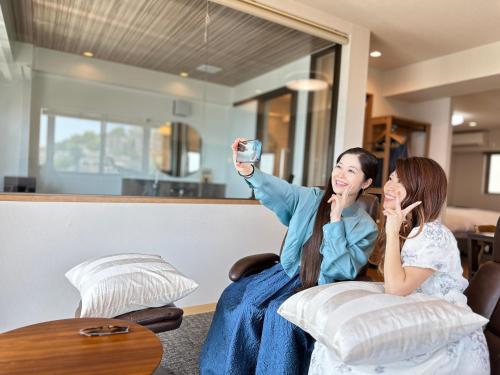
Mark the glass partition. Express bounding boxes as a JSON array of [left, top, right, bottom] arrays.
[[0, 0, 341, 199]]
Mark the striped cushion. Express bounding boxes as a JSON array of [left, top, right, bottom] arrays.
[[66, 253, 198, 318], [278, 281, 488, 365]]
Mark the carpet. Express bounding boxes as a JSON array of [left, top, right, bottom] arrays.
[[156, 312, 214, 374]]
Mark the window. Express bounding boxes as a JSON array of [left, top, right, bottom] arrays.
[[486, 153, 500, 194], [53, 116, 101, 173], [104, 122, 143, 173], [40, 112, 148, 175]]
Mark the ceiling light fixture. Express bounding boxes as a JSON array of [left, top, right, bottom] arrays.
[[370, 51, 382, 58], [286, 79, 328, 91], [196, 64, 222, 74], [451, 114, 464, 126], [469, 121, 478, 127], [285, 71, 329, 92], [82, 51, 94, 58]]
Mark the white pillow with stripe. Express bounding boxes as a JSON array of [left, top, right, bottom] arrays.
[[278, 281, 488, 365], [66, 253, 199, 318]]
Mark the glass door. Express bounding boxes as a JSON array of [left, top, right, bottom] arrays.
[[303, 45, 341, 186], [256, 88, 297, 182]]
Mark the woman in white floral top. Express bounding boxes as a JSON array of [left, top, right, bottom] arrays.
[[309, 157, 490, 374]]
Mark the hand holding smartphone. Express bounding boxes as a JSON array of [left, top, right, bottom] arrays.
[[236, 139, 262, 163]]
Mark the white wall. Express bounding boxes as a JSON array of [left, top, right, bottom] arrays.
[[448, 152, 500, 211], [367, 67, 415, 118], [407, 98, 453, 174], [334, 25, 371, 160], [381, 40, 500, 101], [0, 200, 287, 332], [367, 67, 453, 175], [448, 128, 500, 211]]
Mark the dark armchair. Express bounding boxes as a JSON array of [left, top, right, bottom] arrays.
[[75, 301, 183, 334], [229, 194, 380, 282], [464, 216, 500, 374]]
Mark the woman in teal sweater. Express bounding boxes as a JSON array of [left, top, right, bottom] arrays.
[[200, 139, 379, 374]]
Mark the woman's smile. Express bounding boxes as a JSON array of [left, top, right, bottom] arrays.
[[333, 179, 349, 188]]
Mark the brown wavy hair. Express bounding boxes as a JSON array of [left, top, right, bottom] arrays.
[[299, 148, 378, 290], [376, 157, 448, 274]]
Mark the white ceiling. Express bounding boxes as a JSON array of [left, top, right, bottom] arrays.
[[308, 0, 500, 70], [452, 89, 500, 131]]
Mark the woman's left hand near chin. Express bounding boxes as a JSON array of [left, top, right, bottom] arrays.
[[328, 185, 352, 222], [383, 196, 421, 236]]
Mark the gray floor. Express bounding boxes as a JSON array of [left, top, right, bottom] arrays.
[[155, 312, 214, 375]]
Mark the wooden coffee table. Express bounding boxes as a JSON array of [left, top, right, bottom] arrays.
[[0, 318, 163, 375]]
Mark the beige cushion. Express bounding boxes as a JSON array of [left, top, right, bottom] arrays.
[[278, 281, 488, 365]]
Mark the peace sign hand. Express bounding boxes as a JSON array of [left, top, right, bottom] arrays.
[[383, 196, 421, 236], [328, 185, 353, 222]]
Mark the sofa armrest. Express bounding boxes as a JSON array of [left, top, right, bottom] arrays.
[[229, 253, 280, 282], [114, 305, 184, 325], [75, 300, 181, 323]]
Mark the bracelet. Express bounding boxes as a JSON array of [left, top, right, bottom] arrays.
[[238, 165, 255, 178]]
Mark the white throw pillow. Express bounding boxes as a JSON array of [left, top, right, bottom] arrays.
[[278, 281, 488, 365], [66, 253, 199, 318]]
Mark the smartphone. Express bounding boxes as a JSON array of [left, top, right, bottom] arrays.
[[79, 325, 130, 337], [236, 140, 262, 163]]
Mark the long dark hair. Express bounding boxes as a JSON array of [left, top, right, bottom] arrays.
[[299, 147, 378, 290], [376, 157, 448, 275]]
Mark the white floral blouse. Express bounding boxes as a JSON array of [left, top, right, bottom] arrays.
[[308, 221, 490, 375], [401, 220, 469, 305]]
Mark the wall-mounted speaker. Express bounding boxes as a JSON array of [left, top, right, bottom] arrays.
[[173, 100, 192, 117]]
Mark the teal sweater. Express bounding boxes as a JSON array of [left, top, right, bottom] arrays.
[[244, 168, 378, 285]]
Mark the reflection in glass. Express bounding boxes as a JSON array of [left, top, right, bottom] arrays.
[[104, 123, 143, 173], [1, 0, 340, 198], [257, 91, 295, 180], [150, 122, 202, 177], [39, 114, 48, 167], [304, 47, 337, 186], [53, 116, 101, 173]]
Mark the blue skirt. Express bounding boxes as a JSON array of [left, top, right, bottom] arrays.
[[199, 263, 315, 375]]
